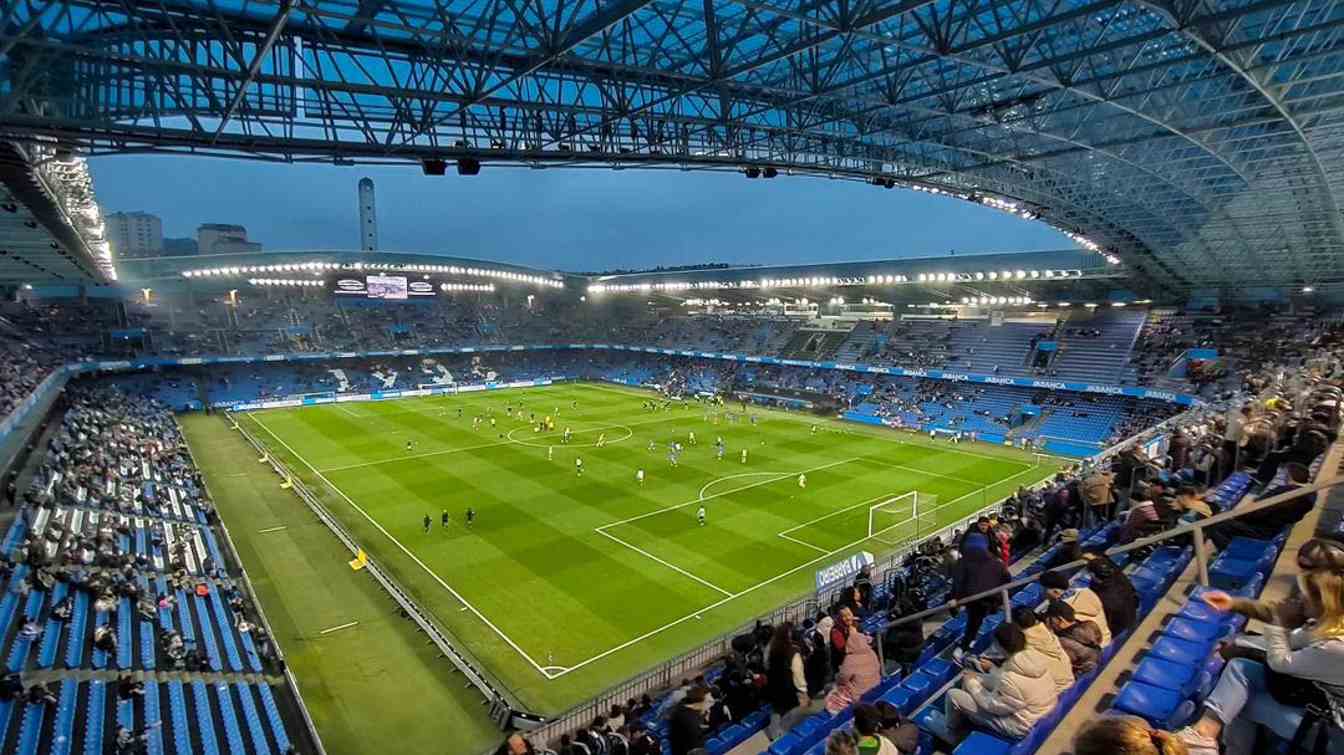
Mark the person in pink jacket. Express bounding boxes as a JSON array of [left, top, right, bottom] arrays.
[[825, 627, 882, 714]]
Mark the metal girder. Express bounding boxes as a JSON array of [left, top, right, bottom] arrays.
[[3, 0, 1344, 290]]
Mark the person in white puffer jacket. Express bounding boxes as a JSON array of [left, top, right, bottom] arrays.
[[1015, 606, 1075, 693], [943, 623, 1059, 743]]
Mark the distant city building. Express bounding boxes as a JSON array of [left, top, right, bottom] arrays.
[[358, 177, 378, 252], [106, 211, 163, 259], [162, 237, 199, 256], [197, 223, 262, 255]]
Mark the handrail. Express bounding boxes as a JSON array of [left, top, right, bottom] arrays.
[[875, 470, 1342, 636]]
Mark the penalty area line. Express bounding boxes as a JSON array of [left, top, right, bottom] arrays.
[[595, 529, 734, 597], [558, 460, 1059, 680], [318, 621, 359, 635]]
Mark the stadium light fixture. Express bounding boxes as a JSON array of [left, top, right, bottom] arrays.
[[987, 272, 997, 280], [1302, 286, 1316, 293]]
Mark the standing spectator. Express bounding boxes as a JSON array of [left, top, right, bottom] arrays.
[[766, 622, 816, 738], [1082, 553, 1138, 637], [951, 533, 1010, 653]]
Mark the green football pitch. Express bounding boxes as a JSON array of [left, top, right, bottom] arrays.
[[204, 382, 1061, 719]]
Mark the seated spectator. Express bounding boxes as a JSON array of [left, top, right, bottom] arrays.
[[1011, 606, 1073, 693], [826, 729, 860, 755], [1040, 570, 1112, 646], [941, 623, 1058, 743], [951, 533, 1010, 653], [1073, 715, 1217, 755], [825, 627, 882, 714], [1171, 484, 1214, 523], [668, 687, 711, 755], [1044, 600, 1102, 675], [873, 700, 919, 754], [1187, 541, 1344, 752], [627, 724, 659, 755], [852, 702, 903, 755]]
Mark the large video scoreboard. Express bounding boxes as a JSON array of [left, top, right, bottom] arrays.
[[328, 273, 437, 300]]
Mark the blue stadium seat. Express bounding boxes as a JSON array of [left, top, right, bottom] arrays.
[[1163, 616, 1226, 644], [1209, 556, 1260, 591], [256, 684, 292, 752], [50, 679, 76, 755], [84, 680, 105, 755], [16, 701, 44, 755], [953, 731, 1013, 755], [215, 683, 248, 755], [1133, 656, 1200, 698], [167, 682, 193, 755], [1148, 634, 1212, 666], [192, 681, 222, 755], [1112, 681, 1191, 729]]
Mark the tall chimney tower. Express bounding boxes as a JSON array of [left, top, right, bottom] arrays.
[[358, 177, 378, 252]]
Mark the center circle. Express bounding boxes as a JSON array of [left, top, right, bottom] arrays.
[[507, 423, 634, 448]]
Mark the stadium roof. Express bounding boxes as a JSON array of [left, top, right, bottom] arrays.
[[0, 142, 116, 283], [4, 0, 1343, 293]]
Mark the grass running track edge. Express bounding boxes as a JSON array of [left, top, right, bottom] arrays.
[[179, 414, 503, 755]]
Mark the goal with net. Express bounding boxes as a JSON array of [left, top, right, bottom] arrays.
[[867, 491, 939, 546]]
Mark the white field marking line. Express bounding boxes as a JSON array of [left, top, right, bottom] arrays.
[[581, 381, 1037, 469], [506, 423, 633, 449], [775, 491, 913, 537], [336, 405, 361, 418], [256, 525, 287, 534], [776, 532, 830, 554], [776, 488, 970, 550], [596, 457, 862, 532], [595, 528, 734, 597], [244, 412, 555, 679], [554, 460, 1062, 679], [317, 412, 689, 472], [318, 621, 359, 635], [698, 472, 793, 501]]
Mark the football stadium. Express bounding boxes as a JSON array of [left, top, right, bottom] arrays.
[[4, 1, 1344, 755]]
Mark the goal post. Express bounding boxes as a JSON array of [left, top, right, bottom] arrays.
[[867, 491, 939, 546]]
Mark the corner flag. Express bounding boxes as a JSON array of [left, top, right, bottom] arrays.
[[348, 549, 368, 571]]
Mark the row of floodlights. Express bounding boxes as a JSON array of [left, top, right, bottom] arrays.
[[588, 268, 1086, 294], [248, 279, 323, 287], [246, 278, 495, 292], [185, 261, 561, 288]]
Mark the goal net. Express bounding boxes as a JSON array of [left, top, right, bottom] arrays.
[[867, 491, 939, 546]]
